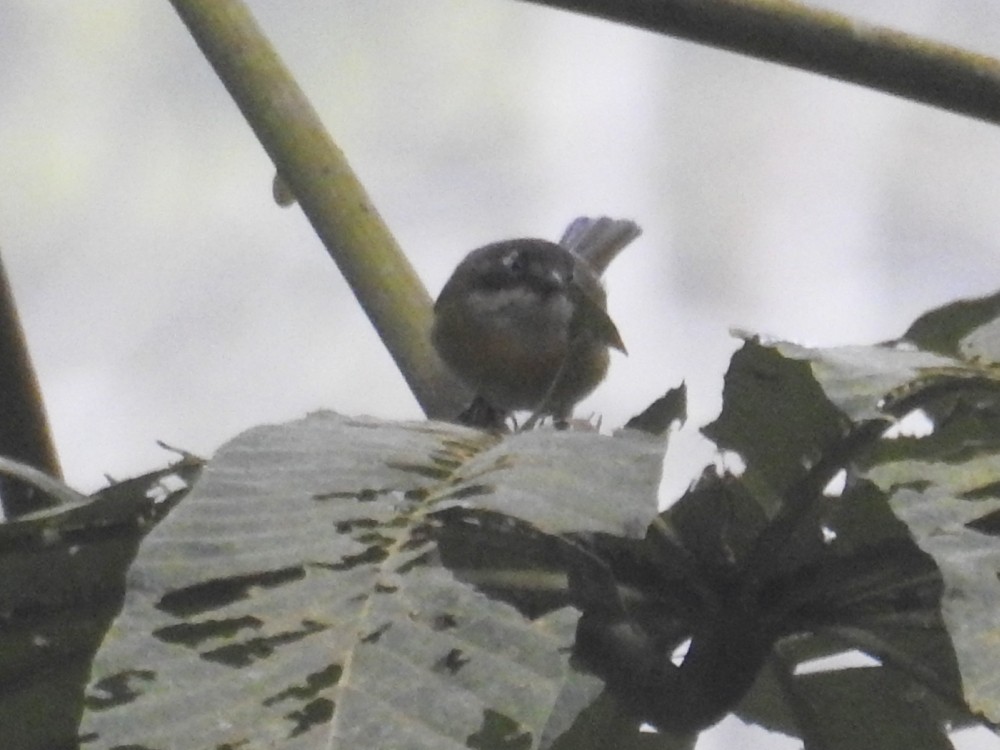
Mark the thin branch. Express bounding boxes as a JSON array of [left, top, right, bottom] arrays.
[[517, 0, 1000, 126], [168, 0, 467, 420], [0, 456, 85, 512]]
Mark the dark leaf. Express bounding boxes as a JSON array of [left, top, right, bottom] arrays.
[[903, 290, 1000, 359], [702, 338, 849, 511], [0, 457, 200, 750], [624, 384, 687, 437]]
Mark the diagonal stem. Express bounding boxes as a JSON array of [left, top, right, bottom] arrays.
[[517, 0, 1000, 126], [0, 251, 63, 516], [168, 0, 467, 419]]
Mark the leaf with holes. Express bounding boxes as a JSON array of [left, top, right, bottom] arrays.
[[79, 411, 666, 749], [0, 456, 200, 750], [722, 301, 1000, 730]]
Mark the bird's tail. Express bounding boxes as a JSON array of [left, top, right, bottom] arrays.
[[559, 216, 642, 276]]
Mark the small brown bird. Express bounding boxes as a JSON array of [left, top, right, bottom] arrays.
[[432, 217, 640, 429]]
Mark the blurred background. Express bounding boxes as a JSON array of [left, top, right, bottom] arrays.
[[2, 2, 1000, 745]]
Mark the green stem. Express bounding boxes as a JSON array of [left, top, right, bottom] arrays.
[[168, 0, 467, 419], [518, 0, 1000, 125], [0, 251, 62, 516]]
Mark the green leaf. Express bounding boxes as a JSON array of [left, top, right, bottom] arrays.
[[865, 455, 1000, 724], [723, 302, 1000, 729], [0, 458, 199, 750], [548, 689, 697, 750], [766, 338, 957, 423], [624, 384, 687, 437], [80, 412, 666, 749], [690, 330, 984, 740], [788, 667, 956, 750], [957, 316, 1000, 363], [702, 338, 848, 512], [903, 290, 1000, 359]]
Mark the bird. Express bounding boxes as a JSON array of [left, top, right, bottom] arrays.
[[431, 217, 640, 429]]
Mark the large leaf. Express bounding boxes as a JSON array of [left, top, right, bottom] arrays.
[[721, 293, 1000, 732], [865, 455, 1000, 723], [79, 412, 666, 749], [702, 338, 849, 509], [0, 457, 200, 750], [641, 342, 961, 741]]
